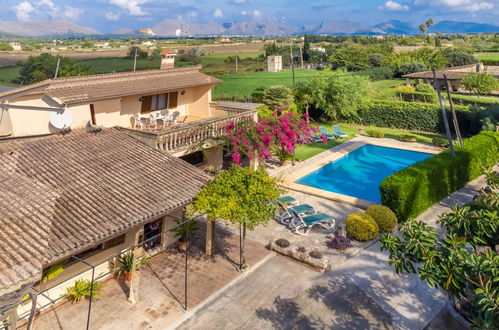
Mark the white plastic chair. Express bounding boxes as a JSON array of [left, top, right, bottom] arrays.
[[133, 114, 147, 129]]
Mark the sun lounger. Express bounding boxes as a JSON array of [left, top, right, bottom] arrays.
[[277, 203, 316, 226], [332, 125, 348, 138], [289, 210, 336, 235], [319, 126, 336, 140], [277, 196, 299, 206]]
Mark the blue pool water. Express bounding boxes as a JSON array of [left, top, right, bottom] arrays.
[[296, 144, 433, 203]]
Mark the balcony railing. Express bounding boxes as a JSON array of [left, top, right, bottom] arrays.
[[118, 104, 258, 154]]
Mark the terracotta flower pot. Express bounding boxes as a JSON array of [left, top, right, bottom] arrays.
[[178, 240, 189, 252], [359, 127, 365, 135], [125, 271, 132, 282]]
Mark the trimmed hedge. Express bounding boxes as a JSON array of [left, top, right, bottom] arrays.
[[396, 90, 438, 103], [380, 131, 499, 221], [346, 100, 478, 136], [450, 94, 499, 107], [345, 212, 379, 241]]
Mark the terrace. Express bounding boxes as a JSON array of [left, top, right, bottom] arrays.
[[118, 102, 259, 155]]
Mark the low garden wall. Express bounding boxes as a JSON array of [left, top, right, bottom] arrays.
[[380, 131, 499, 221]]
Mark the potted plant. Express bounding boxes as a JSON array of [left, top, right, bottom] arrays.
[[173, 219, 199, 252], [114, 251, 150, 282]]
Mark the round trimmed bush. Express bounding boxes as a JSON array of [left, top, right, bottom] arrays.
[[366, 205, 398, 232], [345, 212, 379, 241], [275, 238, 290, 248]]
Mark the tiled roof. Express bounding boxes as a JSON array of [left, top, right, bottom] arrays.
[[0, 128, 209, 294], [0, 66, 221, 105]]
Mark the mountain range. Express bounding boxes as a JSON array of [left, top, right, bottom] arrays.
[[0, 19, 498, 37]]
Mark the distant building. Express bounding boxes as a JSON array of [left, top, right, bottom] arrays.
[[94, 42, 110, 48], [141, 40, 154, 46], [140, 28, 156, 36], [9, 42, 22, 51], [310, 46, 326, 53], [159, 49, 177, 69], [267, 55, 283, 72]]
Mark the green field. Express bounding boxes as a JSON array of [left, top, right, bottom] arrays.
[[199, 51, 263, 66], [294, 123, 444, 160], [212, 70, 326, 99], [368, 79, 404, 100], [475, 52, 499, 61]]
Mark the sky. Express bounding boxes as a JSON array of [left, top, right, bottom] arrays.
[[0, 0, 498, 33]]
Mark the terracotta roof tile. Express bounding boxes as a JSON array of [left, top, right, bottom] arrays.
[[0, 128, 209, 294]]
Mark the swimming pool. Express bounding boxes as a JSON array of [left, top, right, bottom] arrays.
[[295, 144, 433, 203]]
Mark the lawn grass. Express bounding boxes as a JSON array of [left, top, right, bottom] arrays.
[[368, 79, 404, 100], [0, 66, 22, 86], [293, 123, 444, 161], [475, 52, 499, 61], [212, 70, 324, 98]]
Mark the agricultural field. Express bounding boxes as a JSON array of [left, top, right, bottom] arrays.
[[212, 70, 323, 99], [475, 52, 499, 61], [0, 51, 264, 86]]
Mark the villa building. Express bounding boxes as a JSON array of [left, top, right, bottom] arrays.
[[403, 63, 499, 91], [0, 57, 258, 327]]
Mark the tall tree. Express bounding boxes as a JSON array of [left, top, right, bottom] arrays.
[[461, 73, 499, 96], [302, 34, 311, 62], [19, 53, 93, 84], [193, 166, 282, 270]]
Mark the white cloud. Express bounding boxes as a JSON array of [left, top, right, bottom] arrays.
[[380, 1, 410, 11], [413, 0, 495, 12], [12, 1, 35, 21], [108, 0, 148, 16], [252, 9, 261, 18], [233, 0, 247, 3], [105, 11, 121, 21], [213, 8, 224, 18], [240, 10, 248, 15], [63, 7, 84, 21]]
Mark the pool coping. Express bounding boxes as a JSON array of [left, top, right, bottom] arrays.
[[282, 137, 442, 209]]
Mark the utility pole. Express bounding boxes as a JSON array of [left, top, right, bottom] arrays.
[[235, 51, 238, 73], [430, 60, 455, 157], [54, 58, 60, 78], [299, 46, 304, 69], [133, 48, 138, 72], [444, 74, 463, 148], [290, 45, 295, 86]]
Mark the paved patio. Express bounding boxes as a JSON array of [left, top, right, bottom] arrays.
[[30, 226, 270, 330]]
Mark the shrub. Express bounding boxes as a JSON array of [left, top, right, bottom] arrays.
[[327, 234, 354, 250], [461, 73, 499, 95], [356, 67, 393, 81], [365, 129, 385, 138], [365, 205, 398, 232], [396, 91, 437, 103], [399, 134, 417, 142], [450, 94, 499, 107], [309, 250, 323, 259], [380, 131, 499, 221], [345, 212, 379, 241], [432, 137, 449, 147], [415, 83, 435, 94], [65, 279, 104, 303], [275, 238, 290, 248], [394, 85, 415, 93], [296, 246, 307, 253]]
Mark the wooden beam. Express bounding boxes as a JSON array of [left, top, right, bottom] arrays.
[[205, 218, 215, 257]]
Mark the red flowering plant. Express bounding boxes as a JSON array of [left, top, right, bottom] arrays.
[[224, 109, 324, 166]]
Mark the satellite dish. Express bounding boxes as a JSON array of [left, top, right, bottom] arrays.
[[175, 29, 181, 37], [49, 108, 72, 130]]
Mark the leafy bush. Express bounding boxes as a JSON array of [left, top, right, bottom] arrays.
[[380, 131, 499, 221], [296, 246, 307, 253], [65, 279, 104, 303], [345, 212, 379, 241], [461, 73, 499, 95], [365, 129, 385, 138], [262, 86, 294, 109], [365, 205, 398, 232], [478, 105, 499, 132], [415, 83, 435, 94], [394, 85, 415, 93], [251, 87, 265, 103], [444, 50, 478, 67], [432, 137, 449, 147], [450, 94, 499, 107], [399, 134, 417, 142], [327, 233, 354, 250], [275, 238, 290, 248], [368, 53, 386, 67], [356, 67, 393, 81], [399, 61, 425, 75], [309, 250, 323, 259]]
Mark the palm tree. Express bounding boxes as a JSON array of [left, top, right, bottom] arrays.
[[418, 24, 427, 34]]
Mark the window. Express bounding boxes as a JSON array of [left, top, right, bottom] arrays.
[[151, 93, 168, 111], [103, 234, 126, 250], [64, 244, 103, 267], [141, 91, 178, 114]]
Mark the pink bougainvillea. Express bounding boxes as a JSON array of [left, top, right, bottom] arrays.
[[224, 109, 323, 165]]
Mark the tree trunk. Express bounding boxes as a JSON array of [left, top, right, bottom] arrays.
[[205, 218, 215, 257], [305, 104, 310, 123], [241, 223, 247, 270], [249, 150, 259, 170]]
